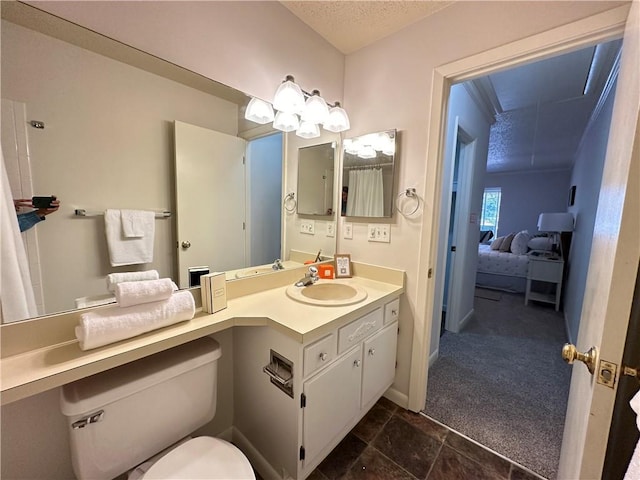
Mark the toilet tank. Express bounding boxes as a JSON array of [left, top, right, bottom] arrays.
[[60, 337, 221, 480]]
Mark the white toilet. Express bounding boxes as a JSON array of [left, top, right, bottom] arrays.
[[60, 337, 255, 480]]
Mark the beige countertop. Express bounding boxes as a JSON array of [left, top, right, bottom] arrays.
[[1, 267, 403, 405]]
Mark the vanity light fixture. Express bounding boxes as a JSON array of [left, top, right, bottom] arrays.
[[244, 75, 350, 137]]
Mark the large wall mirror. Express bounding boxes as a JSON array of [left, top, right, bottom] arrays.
[[341, 129, 397, 218], [0, 2, 337, 323], [297, 142, 336, 216]]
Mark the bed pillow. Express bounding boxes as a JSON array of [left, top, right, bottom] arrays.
[[510, 230, 530, 255], [528, 235, 553, 251], [490, 236, 504, 250], [499, 233, 515, 252]]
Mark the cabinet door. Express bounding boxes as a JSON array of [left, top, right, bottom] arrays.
[[362, 323, 398, 408], [303, 347, 362, 467]]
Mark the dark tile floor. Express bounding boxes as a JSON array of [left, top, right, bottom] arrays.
[[305, 397, 545, 480]]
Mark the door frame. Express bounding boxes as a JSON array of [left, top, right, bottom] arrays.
[[408, 0, 630, 466]]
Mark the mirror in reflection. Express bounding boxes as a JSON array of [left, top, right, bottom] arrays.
[[297, 142, 336, 216], [341, 130, 397, 218], [0, 3, 336, 323]]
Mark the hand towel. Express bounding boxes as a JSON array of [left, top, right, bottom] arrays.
[[121, 209, 155, 238], [115, 278, 178, 308], [75, 290, 195, 350], [624, 390, 640, 479], [104, 209, 155, 266], [106, 270, 159, 293]]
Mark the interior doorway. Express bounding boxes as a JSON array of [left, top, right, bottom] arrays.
[[424, 38, 622, 479]]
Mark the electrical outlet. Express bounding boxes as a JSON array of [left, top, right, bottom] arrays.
[[368, 224, 391, 243], [343, 222, 353, 239], [300, 219, 315, 235], [326, 222, 335, 237]]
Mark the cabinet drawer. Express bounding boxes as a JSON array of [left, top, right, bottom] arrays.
[[384, 298, 400, 325], [528, 259, 563, 282], [303, 334, 336, 378], [338, 308, 383, 354]]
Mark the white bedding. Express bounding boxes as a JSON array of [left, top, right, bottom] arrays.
[[477, 244, 529, 278]]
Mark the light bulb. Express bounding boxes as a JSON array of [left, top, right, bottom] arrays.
[[273, 76, 305, 114], [302, 90, 329, 124]]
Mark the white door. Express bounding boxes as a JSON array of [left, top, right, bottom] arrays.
[[558, 3, 640, 478], [174, 121, 247, 288]]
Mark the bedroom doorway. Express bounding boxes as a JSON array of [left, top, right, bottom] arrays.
[[423, 37, 623, 480]]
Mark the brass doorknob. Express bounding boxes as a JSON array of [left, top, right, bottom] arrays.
[[562, 343, 598, 374]]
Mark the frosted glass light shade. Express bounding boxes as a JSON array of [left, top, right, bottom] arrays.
[[273, 78, 305, 114], [537, 212, 574, 232], [244, 97, 274, 124], [296, 121, 320, 139], [302, 93, 329, 124], [358, 145, 377, 159], [323, 104, 350, 133], [273, 111, 300, 132]]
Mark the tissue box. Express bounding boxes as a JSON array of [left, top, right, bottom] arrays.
[[200, 272, 227, 313]]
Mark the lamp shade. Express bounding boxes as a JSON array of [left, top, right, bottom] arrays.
[[302, 91, 329, 124], [273, 77, 305, 114], [244, 97, 274, 124], [296, 120, 320, 139], [537, 212, 574, 232], [322, 103, 350, 133], [273, 111, 300, 132]]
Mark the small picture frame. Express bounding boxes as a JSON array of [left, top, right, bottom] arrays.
[[334, 254, 352, 278]]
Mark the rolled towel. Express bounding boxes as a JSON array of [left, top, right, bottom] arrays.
[[115, 278, 178, 308], [106, 270, 159, 293], [75, 290, 195, 351]]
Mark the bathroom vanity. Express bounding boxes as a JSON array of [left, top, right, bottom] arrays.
[[234, 297, 400, 479]]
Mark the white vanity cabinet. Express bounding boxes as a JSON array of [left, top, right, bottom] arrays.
[[233, 297, 400, 480]]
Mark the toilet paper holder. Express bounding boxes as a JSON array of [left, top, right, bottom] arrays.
[[263, 350, 294, 398]]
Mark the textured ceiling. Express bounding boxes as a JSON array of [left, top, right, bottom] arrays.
[[280, 1, 453, 54]]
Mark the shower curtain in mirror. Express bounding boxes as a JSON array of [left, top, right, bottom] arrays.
[[1, 150, 38, 322], [345, 168, 384, 217]]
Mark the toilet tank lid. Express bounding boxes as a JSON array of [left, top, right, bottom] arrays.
[[61, 337, 221, 416]]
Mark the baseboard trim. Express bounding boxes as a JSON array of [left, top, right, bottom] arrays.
[[429, 348, 439, 367], [232, 427, 291, 480], [384, 386, 408, 409]]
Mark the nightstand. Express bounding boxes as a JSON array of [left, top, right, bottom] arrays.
[[525, 253, 564, 311]]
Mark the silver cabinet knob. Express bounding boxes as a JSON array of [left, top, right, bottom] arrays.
[[353, 359, 361, 367], [181, 240, 191, 249], [319, 352, 328, 361], [368, 348, 375, 356]]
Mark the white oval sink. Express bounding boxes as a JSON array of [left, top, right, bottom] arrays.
[[235, 267, 276, 279], [286, 281, 367, 306]]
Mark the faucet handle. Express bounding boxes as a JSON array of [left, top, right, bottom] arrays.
[[308, 266, 319, 282]]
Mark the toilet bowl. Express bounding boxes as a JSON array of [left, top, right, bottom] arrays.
[[61, 337, 255, 480]]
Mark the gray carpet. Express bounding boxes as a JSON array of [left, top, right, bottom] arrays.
[[424, 292, 571, 480]]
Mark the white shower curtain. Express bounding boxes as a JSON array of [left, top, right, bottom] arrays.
[[345, 168, 384, 217], [1, 150, 37, 322]]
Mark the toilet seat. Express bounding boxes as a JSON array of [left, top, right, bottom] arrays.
[[140, 437, 256, 479]]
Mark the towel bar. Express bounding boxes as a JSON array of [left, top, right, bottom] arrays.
[[74, 209, 171, 218]]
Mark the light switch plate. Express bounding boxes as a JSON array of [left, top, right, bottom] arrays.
[[343, 222, 353, 239], [300, 219, 315, 235], [368, 224, 391, 243], [326, 222, 335, 237]]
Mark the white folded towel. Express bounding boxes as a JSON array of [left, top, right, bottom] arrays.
[[105, 209, 155, 266], [121, 209, 155, 238], [75, 290, 195, 350], [625, 390, 640, 479], [106, 270, 159, 293], [115, 278, 178, 308]]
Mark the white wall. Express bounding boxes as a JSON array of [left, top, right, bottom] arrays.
[[485, 169, 572, 237], [564, 79, 617, 343], [430, 84, 490, 356], [341, 0, 620, 400], [1, 20, 239, 314]]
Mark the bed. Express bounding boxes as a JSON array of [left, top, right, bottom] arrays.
[[476, 244, 530, 293]]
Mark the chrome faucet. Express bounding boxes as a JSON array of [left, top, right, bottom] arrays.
[[295, 266, 319, 287], [272, 259, 284, 270]]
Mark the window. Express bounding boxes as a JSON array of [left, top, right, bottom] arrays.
[[480, 187, 501, 236]]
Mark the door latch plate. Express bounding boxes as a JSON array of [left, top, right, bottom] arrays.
[[597, 360, 617, 388]]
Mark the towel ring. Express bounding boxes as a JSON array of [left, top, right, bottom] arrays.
[[396, 188, 420, 217], [283, 192, 297, 213]]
